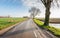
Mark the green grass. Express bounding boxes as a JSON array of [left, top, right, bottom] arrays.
[[34, 19, 60, 36], [34, 19, 44, 26], [0, 18, 27, 30]]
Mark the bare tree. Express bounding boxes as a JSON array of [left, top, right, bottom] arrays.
[[39, 0, 60, 26], [29, 7, 40, 18], [22, 0, 60, 25]]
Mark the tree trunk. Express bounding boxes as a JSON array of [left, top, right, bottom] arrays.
[[44, 0, 51, 26], [44, 8, 50, 25], [33, 14, 34, 19]]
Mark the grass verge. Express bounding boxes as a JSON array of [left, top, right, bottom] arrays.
[[0, 18, 27, 30], [34, 19, 60, 37]]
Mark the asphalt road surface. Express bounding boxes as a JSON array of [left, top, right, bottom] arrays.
[[0, 19, 58, 38]]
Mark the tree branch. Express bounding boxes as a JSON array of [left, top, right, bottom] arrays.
[[55, 0, 59, 7], [40, 0, 47, 7]]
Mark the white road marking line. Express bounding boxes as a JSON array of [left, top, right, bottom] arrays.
[[37, 31, 44, 38], [33, 31, 38, 38]]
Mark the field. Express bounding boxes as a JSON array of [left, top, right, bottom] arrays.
[[34, 19, 60, 37], [38, 18, 60, 23], [0, 18, 27, 30], [49, 18, 60, 23]]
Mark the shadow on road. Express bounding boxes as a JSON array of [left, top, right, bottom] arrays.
[[1, 27, 38, 37]]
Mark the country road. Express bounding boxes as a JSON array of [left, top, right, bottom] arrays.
[[0, 19, 58, 38]]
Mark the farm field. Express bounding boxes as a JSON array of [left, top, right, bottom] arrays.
[[38, 18, 60, 23], [0, 18, 27, 30]]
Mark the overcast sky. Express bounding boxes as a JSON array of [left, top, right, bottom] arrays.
[[0, 0, 60, 18]]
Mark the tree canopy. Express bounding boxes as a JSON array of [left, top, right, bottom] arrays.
[[29, 7, 41, 18]]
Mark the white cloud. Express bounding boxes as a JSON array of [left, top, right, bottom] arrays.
[[21, 0, 60, 18], [22, 0, 44, 8], [22, 0, 45, 14]]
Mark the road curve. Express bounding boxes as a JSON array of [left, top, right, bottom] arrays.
[[0, 19, 58, 38]]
